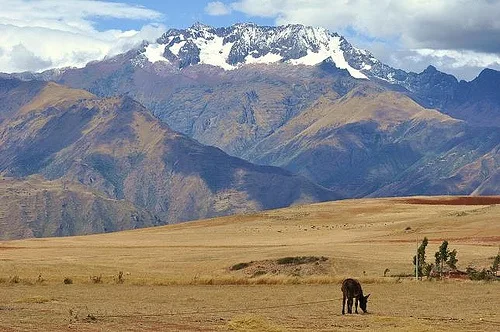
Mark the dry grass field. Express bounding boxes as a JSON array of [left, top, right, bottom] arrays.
[[1, 196, 499, 331]]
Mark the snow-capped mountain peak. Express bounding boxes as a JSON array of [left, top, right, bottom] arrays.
[[137, 23, 370, 79]]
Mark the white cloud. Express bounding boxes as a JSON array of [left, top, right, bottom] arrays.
[[205, 1, 232, 16], [230, 0, 500, 50], [413, 49, 500, 70], [0, 0, 165, 73], [229, 0, 500, 79]]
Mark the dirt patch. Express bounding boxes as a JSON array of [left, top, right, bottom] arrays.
[[229, 256, 330, 277], [402, 196, 500, 205]]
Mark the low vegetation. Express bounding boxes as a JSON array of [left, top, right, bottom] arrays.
[[231, 262, 251, 271], [89, 275, 102, 284], [276, 256, 327, 265]]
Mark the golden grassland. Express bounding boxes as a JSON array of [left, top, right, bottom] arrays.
[[1, 197, 499, 331], [19, 82, 95, 115]]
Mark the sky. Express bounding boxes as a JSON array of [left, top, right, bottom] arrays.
[[0, 0, 499, 80]]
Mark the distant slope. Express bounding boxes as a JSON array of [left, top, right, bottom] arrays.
[[0, 176, 159, 240], [388, 65, 500, 128], [244, 84, 500, 197], [443, 68, 500, 127], [0, 79, 337, 239]]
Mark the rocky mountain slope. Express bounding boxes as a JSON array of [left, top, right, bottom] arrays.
[[244, 84, 500, 197], [0, 79, 336, 239], [0, 176, 160, 240], [2, 23, 499, 200]]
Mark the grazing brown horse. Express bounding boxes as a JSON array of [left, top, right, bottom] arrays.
[[341, 278, 370, 315]]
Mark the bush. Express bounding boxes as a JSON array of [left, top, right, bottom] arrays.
[[89, 275, 102, 284], [251, 270, 267, 278], [63, 277, 73, 284], [277, 256, 327, 265], [491, 253, 500, 273], [9, 275, 20, 284], [115, 271, 124, 284], [230, 262, 250, 271], [466, 267, 494, 281]]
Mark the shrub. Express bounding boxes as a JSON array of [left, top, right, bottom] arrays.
[[115, 271, 124, 284], [423, 263, 434, 278], [251, 270, 267, 278], [466, 267, 494, 281], [491, 253, 500, 273], [231, 262, 250, 271], [9, 275, 20, 284], [63, 277, 73, 284], [277, 256, 327, 265], [89, 275, 102, 284]]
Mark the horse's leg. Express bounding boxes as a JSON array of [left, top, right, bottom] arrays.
[[342, 295, 346, 315], [347, 297, 353, 314], [355, 297, 359, 314]]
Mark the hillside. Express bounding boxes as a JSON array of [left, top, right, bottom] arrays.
[[0, 176, 159, 240], [0, 79, 336, 239], [247, 84, 500, 197], [2, 195, 498, 278]]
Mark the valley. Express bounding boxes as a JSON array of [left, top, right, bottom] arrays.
[[1, 197, 499, 331]]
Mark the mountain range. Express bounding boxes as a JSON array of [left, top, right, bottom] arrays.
[[1, 23, 499, 239], [0, 79, 335, 239]]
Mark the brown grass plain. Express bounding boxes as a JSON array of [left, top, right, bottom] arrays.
[[1, 196, 499, 331]]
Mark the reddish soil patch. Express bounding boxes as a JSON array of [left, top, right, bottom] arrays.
[[444, 271, 469, 280], [402, 196, 500, 205]]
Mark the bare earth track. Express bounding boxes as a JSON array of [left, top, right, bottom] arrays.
[[0, 196, 499, 331]]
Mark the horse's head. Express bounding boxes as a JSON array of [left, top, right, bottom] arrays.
[[359, 294, 370, 313]]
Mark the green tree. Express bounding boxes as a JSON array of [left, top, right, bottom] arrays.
[[448, 249, 458, 270], [435, 240, 458, 277], [413, 237, 429, 278], [491, 248, 500, 273]]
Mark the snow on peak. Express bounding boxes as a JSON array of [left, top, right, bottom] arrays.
[[144, 43, 170, 64], [139, 23, 369, 79]]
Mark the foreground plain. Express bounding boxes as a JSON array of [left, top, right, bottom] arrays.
[[1, 197, 499, 331]]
